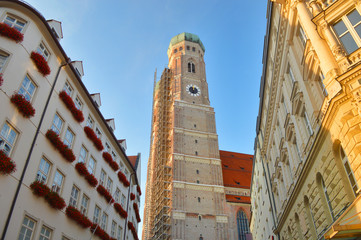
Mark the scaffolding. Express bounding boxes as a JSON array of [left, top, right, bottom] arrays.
[[143, 68, 173, 240]]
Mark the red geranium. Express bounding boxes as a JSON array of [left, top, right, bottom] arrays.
[[45, 191, 66, 210], [102, 152, 119, 171], [130, 193, 135, 201], [0, 74, 3, 87], [90, 223, 111, 240], [84, 126, 104, 151], [114, 203, 127, 218], [75, 162, 88, 176], [85, 174, 98, 187], [117, 171, 130, 187], [133, 202, 141, 222], [30, 51, 50, 76], [46, 129, 75, 162], [10, 93, 35, 118], [0, 150, 16, 175], [127, 221, 139, 240], [59, 91, 84, 122], [0, 22, 23, 43], [66, 206, 92, 228], [96, 185, 114, 203], [137, 185, 142, 196], [30, 181, 50, 197]]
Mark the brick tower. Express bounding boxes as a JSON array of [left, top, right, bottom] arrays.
[[143, 33, 228, 240]]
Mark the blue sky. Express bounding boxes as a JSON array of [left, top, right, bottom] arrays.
[[25, 0, 268, 236]]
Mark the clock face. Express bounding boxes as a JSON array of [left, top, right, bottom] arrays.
[[186, 84, 201, 96]]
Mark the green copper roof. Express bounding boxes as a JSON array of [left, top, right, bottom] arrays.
[[168, 32, 205, 53]]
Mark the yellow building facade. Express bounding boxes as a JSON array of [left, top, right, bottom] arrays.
[[251, 0, 361, 239]]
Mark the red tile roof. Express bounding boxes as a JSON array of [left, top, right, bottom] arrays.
[[128, 155, 137, 168], [220, 150, 253, 189], [225, 194, 251, 204]]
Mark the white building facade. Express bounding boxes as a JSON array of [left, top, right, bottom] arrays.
[[0, 1, 141, 239]]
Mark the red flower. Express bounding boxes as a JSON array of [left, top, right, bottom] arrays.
[[130, 193, 135, 201], [46, 129, 75, 162], [10, 93, 35, 118], [0, 74, 3, 87], [90, 223, 111, 240], [30, 181, 50, 197], [0, 22, 23, 43], [85, 174, 98, 187], [96, 185, 114, 203], [127, 221, 139, 240], [0, 150, 16, 175], [59, 91, 84, 122], [66, 206, 92, 228], [114, 203, 127, 218], [137, 185, 142, 196], [30, 51, 50, 76], [117, 171, 130, 187], [84, 126, 104, 151], [102, 152, 119, 171], [133, 202, 141, 223], [45, 191, 66, 210], [75, 162, 98, 187]]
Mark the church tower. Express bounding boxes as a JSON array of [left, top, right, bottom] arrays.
[[143, 33, 228, 240]]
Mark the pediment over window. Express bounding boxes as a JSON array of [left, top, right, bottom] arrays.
[[285, 123, 295, 141], [279, 137, 285, 151], [292, 92, 304, 115], [280, 148, 288, 163]]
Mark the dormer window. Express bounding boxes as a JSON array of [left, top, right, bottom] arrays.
[[188, 62, 195, 73]]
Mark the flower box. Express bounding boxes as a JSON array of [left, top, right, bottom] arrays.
[[130, 193, 135, 201], [45, 191, 66, 210], [84, 127, 104, 151], [66, 206, 92, 228], [0, 150, 16, 175], [96, 185, 114, 203], [117, 171, 130, 187], [75, 162, 98, 187], [46, 129, 75, 162], [102, 152, 119, 171], [90, 223, 111, 240], [0, 22, 24, 43], [30, 181, 50, 197], [127, 221, 139, 240], [114, 203, 127, 219], [0, 74, 3, 87], [30, 51, 50, 76], [10, 93, 35, 118], [59, 91, 84, 122], [137, 185, 142, 196], [133, 202, 141, 223]]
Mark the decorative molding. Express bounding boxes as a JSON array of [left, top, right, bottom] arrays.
[[173, 181, 224, 193], [173, 127, 218, 139], [174, 100, 213, 112], [172, 212, 186, 220], [173, 153, 221, 165], [216, 216, 228, 223]]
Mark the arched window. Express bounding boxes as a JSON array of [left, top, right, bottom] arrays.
[[317, 173, 334, 221], [188, 62, 195, 73], [237, 210, 250, 240], [340, 146, 358, 195], [295, 213, 303, 239], [304, 196, 317, 239]]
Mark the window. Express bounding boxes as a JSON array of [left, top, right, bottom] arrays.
[[0, 122, 17, 156], [198, 215, 202, 221], [124, 168, 129, 176], [198, 197, 201, 203], [288, 64, 296, 85], [95, 127, 102, 138], [117, 226, 123, 240], [80, 194, 89, 215], [86, 116, 94, 128], [4, 14, 26, 32], [114, 188, 120, 203], [0, 51, 9, 72], [195, 139, 198, 143], [112, 151, 117, 161], [303, 111, 313, 136], [100, 170, 106, 186], [197, 180, 200, 184], [52, 170, 64, 194], [18, 216, 36, 240], [121, 194, 126, 207], [341, 146, 358, 195], [174, 48, 177, 53], [36, 43, 50, 61], [51, 113, 63, 135], [88, 157, 96, 174], [36, 157, 51, 183], [74, 96, 82, 110], [318, 72, 328, 96], [63, 82, 73, 96], [111, 221, 117, 238], [237, 210, 250, 240], [79, 146, 88, 163], [187, 46, 190, 50], [69, 185, 80, 207], [196, 170, 199, 174], [320, 175, 334, 219], [195, 151, 198, 156], [18, 75, 36, 101], [39, 225, 52, 240], [188, 62, 195, 73], [179, 47, 183, 51], [93, 206, 101, 224], [105, 142, 111, 153], [106, 177, 113, 193], [192, 47, 195, 52], [63, 128, 74, 148], [298, 25, 307, 46], [101, 213, 108, 231], [333, 9, 361, 54], [62, 236, 71, 240]]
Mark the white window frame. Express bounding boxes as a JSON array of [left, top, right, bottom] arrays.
[[52, 170, 64, 194], [93, 205, 101, 224], [95, 127, 102, 139], [121, 194, 126, 208], [86, 115, 94, 128], [63, 82, 73, 96], [341, 146, 358, 195], [117, 226, 122, 240], [18, 75, 36, 102], [39, 225, 52, 240], [80, 194, 89, 216], [63, 128, 75, 149], [36, 42, 50, 61], [0, 51, 9, 73], [0, 122, 18, 156], [79, 145, 88, 163], [106, 177, 113, 193], [100, 169, 106, 186], [18, 216, 36, 240], [51, 113, 63, 135], [3, 14, 26, 32], [69, 185, 80, 207], [298, 24, 307, 46], [101, 212, 108, 231], [36, 157, 51, 184], [114, 188, 120, 203], [111, 221, 117, 238], [88, 157, 96, 174], [74, 96, 82, 110], [303, 111, 313, 136]]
